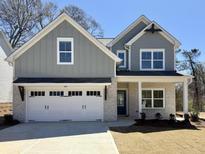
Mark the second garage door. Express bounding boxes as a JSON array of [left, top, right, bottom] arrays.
[[27, 87, 104, 121]]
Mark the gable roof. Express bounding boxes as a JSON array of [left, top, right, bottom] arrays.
[[7, 13, 121, 63], [126, 21, 181, 48], [97, 38, 114, 46], [107, 15, 151, 47]]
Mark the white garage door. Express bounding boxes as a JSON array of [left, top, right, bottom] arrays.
[[27, 87, 104, 121]]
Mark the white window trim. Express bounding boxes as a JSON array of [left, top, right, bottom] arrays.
[[140, 49, 165, 71], [57, 37, 74, 65], [142, 88, 165, 109], [117, 50, 126, 68]]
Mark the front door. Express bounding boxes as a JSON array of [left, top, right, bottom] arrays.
[[117, 90, 126, 115]]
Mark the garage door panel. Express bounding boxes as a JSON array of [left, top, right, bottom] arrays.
[[27, 88, 103, 121]]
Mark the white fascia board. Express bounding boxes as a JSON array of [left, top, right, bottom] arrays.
[[7, 13, 121, 63], [107, 15, 152, 47]]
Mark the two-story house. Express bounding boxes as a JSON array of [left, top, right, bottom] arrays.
[[7, 13, 192, 122]]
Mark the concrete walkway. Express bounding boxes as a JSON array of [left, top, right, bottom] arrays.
[[0, 122, 121, 154]]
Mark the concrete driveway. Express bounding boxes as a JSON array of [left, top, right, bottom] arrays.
[[0, 122, 119, 154]]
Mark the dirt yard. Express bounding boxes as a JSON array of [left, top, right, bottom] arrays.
[[111, 125, 205, 154]]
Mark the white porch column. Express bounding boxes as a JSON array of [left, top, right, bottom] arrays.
[[183, 79, 188, 114], [138, 81, 142, 118]]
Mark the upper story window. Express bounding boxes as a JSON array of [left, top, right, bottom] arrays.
[[117, 50, 126, 68], [140, 49, 165, 70], [57, 38, 74, 65]]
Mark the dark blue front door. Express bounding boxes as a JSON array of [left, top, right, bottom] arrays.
[[117, 90, 126, 115]]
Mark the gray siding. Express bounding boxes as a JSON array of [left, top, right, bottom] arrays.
[[131, 32, 175, 71], [0, 32, 12, 56], [111, 22, 147, 70], [15, 21, 115, 78]]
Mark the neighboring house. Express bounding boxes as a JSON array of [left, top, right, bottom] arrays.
[[0, 31, 13, 103], [7, 13, 192, 122]]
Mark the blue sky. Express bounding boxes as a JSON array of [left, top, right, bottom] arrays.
[[48, 0, 205, 61]]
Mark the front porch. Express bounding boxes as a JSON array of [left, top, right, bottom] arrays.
[[116, 75, 192, 120]]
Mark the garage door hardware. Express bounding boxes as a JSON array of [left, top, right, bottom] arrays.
[[45, 105, 49, 109], [82, 105, 86, 109]]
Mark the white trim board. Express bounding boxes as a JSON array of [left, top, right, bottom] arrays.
[[107, 15, 152, 47], [7, 13, 121, 63], [126, 21, 181, 48]]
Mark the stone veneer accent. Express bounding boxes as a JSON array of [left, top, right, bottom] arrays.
[[13, 85, 26, 122], [104, 77, 117, 121]]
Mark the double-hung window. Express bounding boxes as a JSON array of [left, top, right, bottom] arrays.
[[57, 38, 74, 64], [140, 49, 164, 70], [117, 50, 126, 68], [142, 89, 165, 109]]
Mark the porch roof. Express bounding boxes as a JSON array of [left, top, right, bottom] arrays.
[[14, 77, 112, 83], [116, 71, 183, 76], [13, 78, 112, 86], [117, 71, 193, 83]]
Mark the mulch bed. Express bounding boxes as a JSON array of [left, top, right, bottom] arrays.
[[134, 119, 197, 129], [0, 116, 20, 130], [110, 120, 198, 134]]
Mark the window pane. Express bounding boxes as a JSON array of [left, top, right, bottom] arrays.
[[142, 52, 151, 59], [118, 52, 125, 66], [154, 90, 163, 98], [154, 100, 163, 107], [60, 52, 71, 62], [153, 52, 163, 60], [153, 61, 163, 69], [142, 90, 152, 98], [59, 41, 71, 51], [142, 99, 152, 108], [142, 61, 151, 69]]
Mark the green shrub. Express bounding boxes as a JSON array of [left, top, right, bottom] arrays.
[[184, 113, 190, 122], [190, 111, 199, 122], [140, 112, 146, 120], [169, 114, 176, 121], [155, 113, 162, 120], [4, 114, 13, 124]]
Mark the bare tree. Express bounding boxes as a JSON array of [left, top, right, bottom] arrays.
[[62, 5, 103, 37], [178, 49, 202, 111], [35, 2, 58, 30], [0, 0, 57, 48]]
